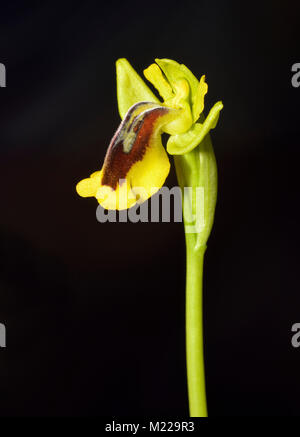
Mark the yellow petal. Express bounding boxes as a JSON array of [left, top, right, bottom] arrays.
[[143, 64, 173, 101], [192, 75, 208, 122]]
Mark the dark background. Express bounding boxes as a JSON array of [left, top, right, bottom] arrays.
[[0, 0, 299, 416]]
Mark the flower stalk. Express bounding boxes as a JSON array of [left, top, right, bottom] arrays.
[[184, 240, 207, 417]]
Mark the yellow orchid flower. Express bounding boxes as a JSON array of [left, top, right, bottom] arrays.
[[76, 58, 223, 211]]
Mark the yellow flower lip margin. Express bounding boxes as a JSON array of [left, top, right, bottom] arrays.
[[76, 58, 223, 210], [76, 170, 137, 210]]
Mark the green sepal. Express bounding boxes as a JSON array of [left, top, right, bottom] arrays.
[[167, 101, 223, 155], [116, 58, 160, 120]]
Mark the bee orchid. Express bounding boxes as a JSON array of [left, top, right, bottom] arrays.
[[76, 58, 223, 210], [76, 57, 223, 417]]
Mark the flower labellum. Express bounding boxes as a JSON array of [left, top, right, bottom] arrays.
[[76, 101, 178, 210]]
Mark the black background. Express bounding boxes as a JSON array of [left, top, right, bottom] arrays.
[[0, 0, 299, 416]]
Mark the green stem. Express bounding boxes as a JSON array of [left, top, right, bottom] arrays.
[[174, 134, 217, 417], [185, 237, 207, 417]]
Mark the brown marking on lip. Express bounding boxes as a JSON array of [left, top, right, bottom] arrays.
[[101, 105, 170, 190]]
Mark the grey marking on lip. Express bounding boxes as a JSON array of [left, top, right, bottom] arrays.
[[110, 102, 163, 154]]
